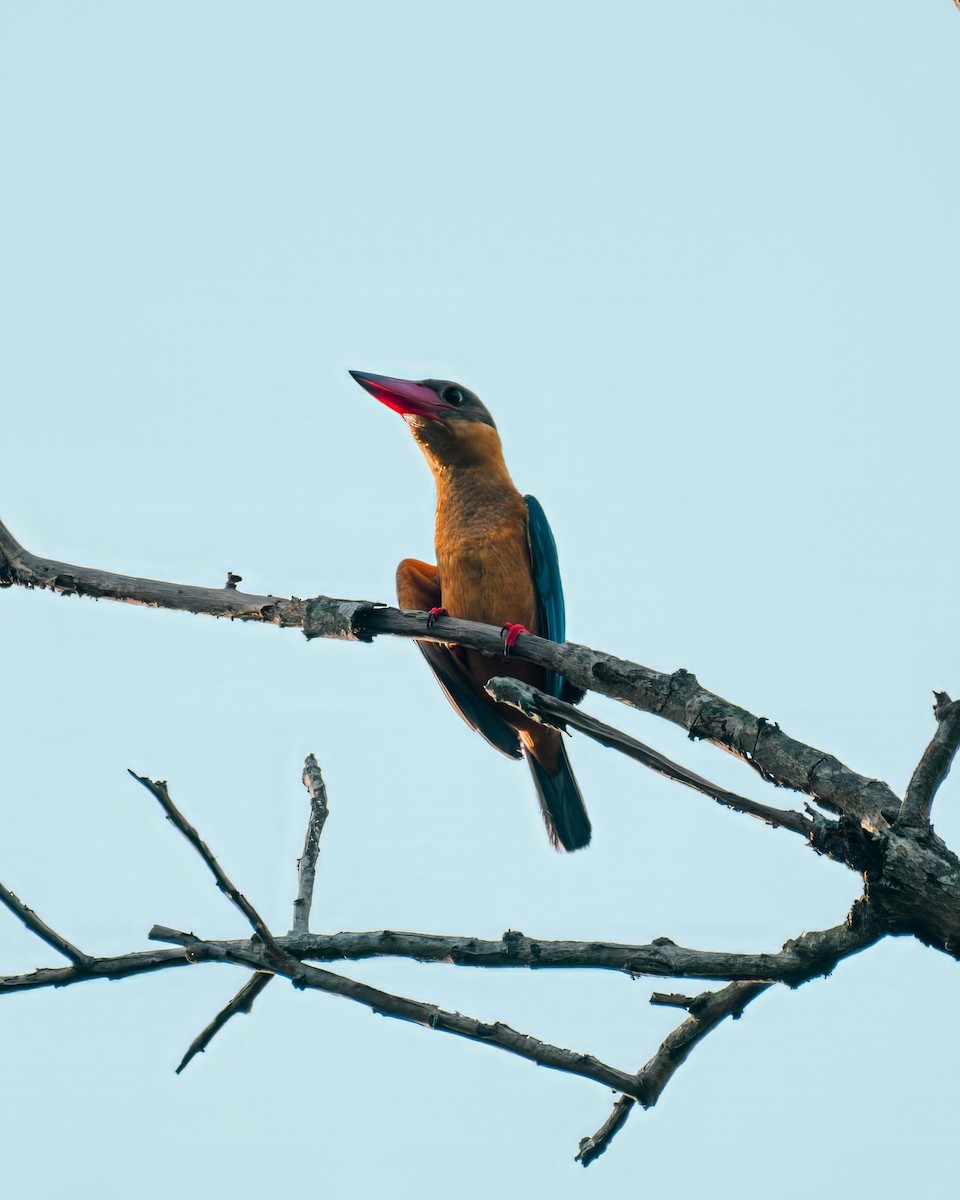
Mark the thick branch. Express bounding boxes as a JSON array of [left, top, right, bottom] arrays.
[[145, 920, 879, 986], [0, 517, 899, 824], [2, 911, 879, 1000], [338, 619, 899, 827], [486, 678, 814, 837], [898, 692, 960, 831]]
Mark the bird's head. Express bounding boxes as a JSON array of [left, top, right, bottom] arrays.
[[350, 370, 502, 470]]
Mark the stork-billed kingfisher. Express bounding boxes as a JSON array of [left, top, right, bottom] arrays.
[[350, 370, 592, 852]]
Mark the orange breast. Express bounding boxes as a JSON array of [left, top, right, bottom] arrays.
[[435, 490, 538, 632], [440, 545, 537, 630]]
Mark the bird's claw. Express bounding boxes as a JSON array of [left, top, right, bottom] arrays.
[[500, 623, 529, 656], [426, 606, 448, 629]]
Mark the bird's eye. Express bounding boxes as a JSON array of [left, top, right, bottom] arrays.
[[446, 388, 464, 406]]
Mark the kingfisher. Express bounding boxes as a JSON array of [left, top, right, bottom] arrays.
[[350, 370, 591, 851]]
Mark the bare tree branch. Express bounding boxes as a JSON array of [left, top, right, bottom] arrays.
[[176, 972, 273, 1074], [486, 677, 815, 837], [5, 516, 960, 1160], [0, 736, 900, 1167], [122, 773, 645, 1093], [897, 692, 960, 831], [153, 928, 649, 1096], [0, 927, 644, 1096], [649, 992, 698, 1009], [293, 754, 330, 935], [177, 752, 334, 1072], [0, 913, 878, 999], [0, 946, 197, 994], [0, 517, 901, 825], [0, 881, 91, 965], [143, 922, 876, 985], [578, 904, 886, 1161], [578, 981, 770, 1165], [582, 912, 883, 1162], [128, 771, 290, 966]]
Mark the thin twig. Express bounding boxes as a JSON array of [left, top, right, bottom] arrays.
[[292, 754, 330, 934], [485, 678, 814, 836], [128, 771, 289, 965], [0, 517, 311, 627], [577, 981, 770, 1165], [577, 1095, 634, 1164], [898, 692, 960, 830], [176, 972, 273, 1074], [178, 754, 333, 1070], [169, 935, 648, 1098], [0, 881, 90, 965]]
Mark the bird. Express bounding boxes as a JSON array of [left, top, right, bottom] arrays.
[[350, 369, 591, 851]]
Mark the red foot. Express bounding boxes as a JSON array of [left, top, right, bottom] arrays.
[[426, 606, 448, 629], [500, 623, 529, 656]]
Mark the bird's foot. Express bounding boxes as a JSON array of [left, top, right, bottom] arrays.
[[500, 623, 529, 656], [426, 606, 448, 628]]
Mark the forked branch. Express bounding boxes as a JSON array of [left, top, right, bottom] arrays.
[[578, 980, 770, 1165], [1, 760, 884, 1163]]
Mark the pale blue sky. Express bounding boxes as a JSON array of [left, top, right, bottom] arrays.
[[3, 4, 959, 1197]]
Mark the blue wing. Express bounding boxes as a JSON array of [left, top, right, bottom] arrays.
[[524, 495, 584, 704]]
